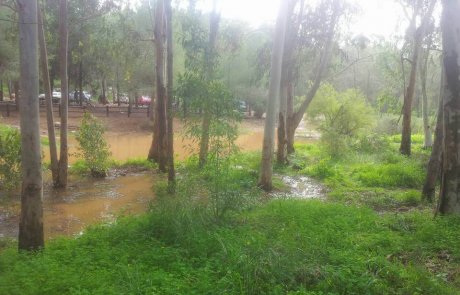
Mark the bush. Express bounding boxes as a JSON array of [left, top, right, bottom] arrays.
[[0, 126, 21, 191], [307, 84, 375, 158], [75, 113, 111, 177], [352, 133, 391, 154]]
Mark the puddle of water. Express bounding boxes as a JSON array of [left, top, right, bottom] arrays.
[[0, 173, 156, 240], [274, 175, 325, 199]]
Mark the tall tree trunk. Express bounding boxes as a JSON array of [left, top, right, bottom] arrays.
[[7, 80, 12, 100], [422, 70, 444, 202], [276, 4, 297, 164], [259, 0, 289, 191], [38, 6, 59, 185], [78, 60, 83, 106], [17, 0, 44, 251], [277, 67, 288, 165], [56, 0, 69, 188], [400, 0, 436, 156], [437, 0, 460, 215], [101, 78, 106, 104], [198, 0, 220, 167], [14, 80, 19, 108], [286, 0, 339, 154], [116, 66, 120, 106], [0, 80, 3, 101], [166, 0, 175, 185], [420, 45, 433, 149], [148, 0, 167, 172]]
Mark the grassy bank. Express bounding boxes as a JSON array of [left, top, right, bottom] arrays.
[[1, 136, 460, 294], [0, 200, 459, 294]]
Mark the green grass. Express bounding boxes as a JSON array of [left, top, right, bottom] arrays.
[[0, 200, 459, 294], [292, 134, 431, 210]]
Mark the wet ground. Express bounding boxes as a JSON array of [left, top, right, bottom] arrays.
[[0, 173, 156, 239], [274, 175, 325, 199], [1, 117, 321, 240]]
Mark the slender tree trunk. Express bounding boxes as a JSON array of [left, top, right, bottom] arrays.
[[0, 80, 3, 101], [400, 0, 436, 156], [111, 82, 116, 104], [198, 0, 220, 167], [420, 46, 433, 149], [437, 0, 460, 215], [38, 6, 59, 185], [259, 0, 289, 191], [17, 0, 44, 251], [7, 80, 12, 100], [422, 70, 444, 202], [166, 0, 175, 185], [56, 0, 69, 188], [400, 37, 422, 156], [116, 66, 120, 106], [14, 80, 19, 108], [277, 67, 288, 165], [101, 78, 106, 104], [148, 0, 167, 172], [78, 60, 83, 106]]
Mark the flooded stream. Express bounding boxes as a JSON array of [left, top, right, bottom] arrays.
[[2, 120, 320, 240]]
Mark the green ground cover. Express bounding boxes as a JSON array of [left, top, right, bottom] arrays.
[[1, 135, 459, 294]]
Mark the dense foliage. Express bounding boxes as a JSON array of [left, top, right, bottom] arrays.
[[0, 125, 21, 192]]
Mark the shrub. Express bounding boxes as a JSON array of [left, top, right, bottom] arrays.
[[353, 133, 391, 154], [307, 84, 375, 158], [0, 126, 21, 191], [75, 113, 111, 177]]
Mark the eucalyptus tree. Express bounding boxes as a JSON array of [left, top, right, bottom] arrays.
[[17, 0, 44, 251], [278, 0, 347, 155], [258, 0, 290, 191], [55, 0, 69, 188], [198, 0, 221, 167], [437, 0, 460, 215], [38, 5, 59, 185], [148, 0, 168, 171], [422, 70, 443, 202], [399, 0, 436, 156], [166, 0, 175, 185]]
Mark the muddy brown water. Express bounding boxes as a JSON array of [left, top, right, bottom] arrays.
[[0, 173, 156, 240], [1, 126, 319, 240], [44, 130, 265, 163]]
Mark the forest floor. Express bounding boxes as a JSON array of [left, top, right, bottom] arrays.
[[0, 115, 459, 294]]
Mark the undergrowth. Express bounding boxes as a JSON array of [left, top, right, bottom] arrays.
[[291, 134, 430, 211], [0, 201, 459, 294]]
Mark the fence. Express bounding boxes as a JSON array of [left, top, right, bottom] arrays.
[[0, 102, 151, 118]]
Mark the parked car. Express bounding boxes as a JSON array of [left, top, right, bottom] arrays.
[[69, 91, 91, 104], [137, 95, 152, 106], [38, 90, 61, 103], [119, 94, 129, 104]]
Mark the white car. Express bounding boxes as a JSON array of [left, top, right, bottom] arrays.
[[39, 91, 61, 103]]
